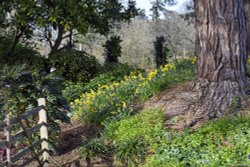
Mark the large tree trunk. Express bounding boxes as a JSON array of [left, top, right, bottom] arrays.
[[190, 0, 248, 117], [245, 0, 250, 55]]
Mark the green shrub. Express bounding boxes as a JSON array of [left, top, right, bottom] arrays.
[[153, 36, 169, 68], [63, 63, 139, 102], [83, 63, 140, 93], [0, 36, 45, 67], [62, 82, 85, 103], [103, 35, 122, 64], [50, 48, 101, 82], [0, 64, 70, 133], [81, 138, 109, 159]]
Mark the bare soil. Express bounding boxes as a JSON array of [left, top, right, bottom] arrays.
[[140, 82, 207, 130], [28, 123, 105, 167]]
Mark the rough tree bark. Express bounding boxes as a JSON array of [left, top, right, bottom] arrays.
[[245, 0, 250, 55], [190, 0, 248, 117]]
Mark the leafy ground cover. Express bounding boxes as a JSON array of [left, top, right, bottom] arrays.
[[144, 115, 250, 167], [103, 109, 250, 167]]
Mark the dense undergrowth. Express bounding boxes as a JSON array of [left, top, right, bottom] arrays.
[[70, 58, 250, 166], [145, 116, 250, 167], [71, 59, 195, 124], [104, 110, 250, 167], [63, 63, 140, 102]]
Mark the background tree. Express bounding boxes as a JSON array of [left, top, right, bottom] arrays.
[[0, 0, 138, 58], [150, 0, 165, 21], [179, 0, 195, 23], [119, 18, 155, 68], [103, 35, 122, 64], [190, 0, 248, 117], [137, 9, 148, 20], [89, 11, 195, 68], [150, 0, 176, 20], [154, 36, 169, 67], [161, 10, 195, 58]]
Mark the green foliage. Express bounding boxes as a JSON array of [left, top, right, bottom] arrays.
[[105, 109, 165, 149], [79, 109, 164, 167], [103, 36, 122, 64], [81, 138, 109, 159], [62, 63, 139, 102], [0, 36, 45, 66], [145, 116, 250, 167], [116, 139, 148, 166], [84, 63, 140, 92], [0, 64, 70, 129], [0, 0, 138, 56], [105, 109, 166, 166], [49, 49, 101, 82], [71, 59, 195, 124], [63, 82, 86, 103], [137, 59, 195, 101], [104, 110, 250, 167]]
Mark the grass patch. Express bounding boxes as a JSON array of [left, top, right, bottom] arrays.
[[104, 109, 167, 166], [103, 111, 250, 167]]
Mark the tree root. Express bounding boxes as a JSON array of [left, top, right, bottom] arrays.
[[157, 78, 249, 129]]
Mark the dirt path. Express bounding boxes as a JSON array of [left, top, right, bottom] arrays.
[[27, 123, 99, 167], [28, 122, 115, 167]]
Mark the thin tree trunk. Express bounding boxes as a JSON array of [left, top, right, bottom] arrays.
[[49, 24, 64, 55], [190, 0, 248, 117], [7, 26, 26, 58]]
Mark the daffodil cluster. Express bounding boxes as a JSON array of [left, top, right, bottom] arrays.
[[71, 63, 176, 124]]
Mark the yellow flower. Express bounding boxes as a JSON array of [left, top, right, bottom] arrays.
[[147, 69, 158, 81], [122, 101, 127, 108], [135, 88, 139, 94], [111, 111, 116, 115], [85, 99, 91, 106], [192, 56, 197, 64], [74, 99, 80, 104]]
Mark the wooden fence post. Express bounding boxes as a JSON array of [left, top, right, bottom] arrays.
[[5, 114, 11, 167], [37, 98, 49, 162]]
